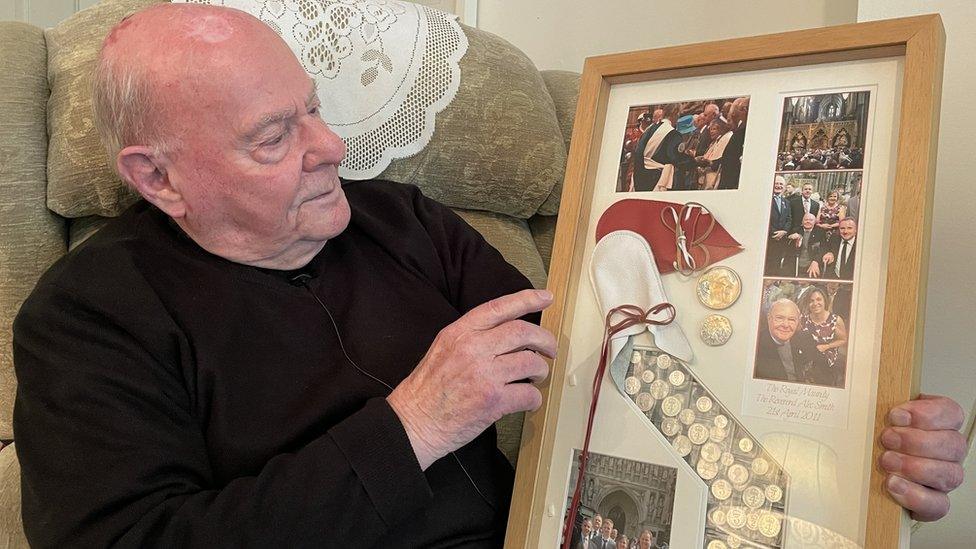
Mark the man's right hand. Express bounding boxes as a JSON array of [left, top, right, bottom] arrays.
[[772, 230, 787, 240], [387, 289, 557, 470]]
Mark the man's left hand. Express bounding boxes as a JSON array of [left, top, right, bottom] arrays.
[[880, 394, 968, 521]]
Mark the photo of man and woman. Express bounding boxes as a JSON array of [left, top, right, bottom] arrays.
[[615, 96, 749, 192]]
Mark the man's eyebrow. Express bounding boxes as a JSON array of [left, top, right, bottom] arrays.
[[306, 80, 319, 106], [243, 109, 293, 142]]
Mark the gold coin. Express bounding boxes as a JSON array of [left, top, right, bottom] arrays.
[[738, 438, 754, 453], [742, 485, 766, 509], [672, 435, 692, 457], [700, 313, 733, 346], [668, 369, 686, 386], [640, 369, 656, 384], [635, 392, 654, 412], [688, 423, 709, 445], [700, 442, 722, 462], [707, 541, 728, 549], [714, 414, 729, 428], [726, 505, 746, 528], [709, 425, 729, 443], [746, 510, 761, 531], [727, 463, 750, 486], [656, 353, 673, 369], [764, 484, 783, 503], [710, 508, 727, 526], [697, 265, 742, 310], [696, 395, 714, 413], [721, 452, 736, 466], [726, 533, 742, 548], [697, 459, 719, 480], [759, 512, 782, 538], [678, 408, 697, 426], [649, 379, 670, 399], [661, 417, 681, 437], [711, 479, 733, 501], [624, 376, 642, 395], [751, 457, 770, 476], [662, 396, 682, 416]]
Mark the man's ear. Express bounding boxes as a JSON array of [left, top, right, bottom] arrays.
[[116, 146, 186, 218]]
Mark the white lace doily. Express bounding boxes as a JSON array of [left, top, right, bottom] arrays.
[[177, 0, 468, 179]]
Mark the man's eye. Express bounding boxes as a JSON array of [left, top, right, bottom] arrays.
[[309, 105, 321, 117], [264, 134, 285, 147]]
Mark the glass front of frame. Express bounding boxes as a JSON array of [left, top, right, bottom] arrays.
[[546, 57, 903, 549]]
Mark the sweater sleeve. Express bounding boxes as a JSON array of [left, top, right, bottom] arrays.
[[13, 280, 432, 548]]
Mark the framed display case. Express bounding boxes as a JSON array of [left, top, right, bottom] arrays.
[[506, 14, 944, 549]]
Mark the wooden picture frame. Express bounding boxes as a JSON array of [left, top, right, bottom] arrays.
[[506, 15, 944, 549]]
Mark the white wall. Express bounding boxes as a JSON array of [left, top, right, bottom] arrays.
[[478, 0, 858, 72], [855, 3, 976, 547]]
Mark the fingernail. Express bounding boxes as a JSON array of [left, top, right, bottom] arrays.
[[881, 429, 901, 450], [538, 290, 553, 301], [880, 451, 902, 473], [887, 475, 908, 495], [889, 408, 911, 427]]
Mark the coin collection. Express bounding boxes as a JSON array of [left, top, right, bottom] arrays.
[[623, 346, 790, 548]]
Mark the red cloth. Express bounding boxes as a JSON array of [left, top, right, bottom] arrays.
[[595, 199, 743, 274]]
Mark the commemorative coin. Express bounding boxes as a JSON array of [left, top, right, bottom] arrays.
[[662, 396, 682, 416], [711, 479, 733, 501], [742, 485, 766, 509], [751, 457, 770, 476], [714, 414, 729, 428], [700, 442, 722, 462], [700, 314, 733, 346], [697, 459, 719, 480], [624, 376, 642, 395], [688, 423, 710, 445], [727, 463, 750, 486], [649, 380, 670, 399], [697, 266, 742, 310], [696, 395, 714, 413], [635, 392, 654, 412], [726, 505, 746, 528], [759, 512, 782, 538], [738, 437, 754, 453], [678, 408, 697, 426], [668, 369, 686, 387], [661, 417, 681, 437], [710, 508, 727, 526], [765, 484, 783, 503], [640, 369, 656, 384], [656, 353, 673, 369], [672, 435, 693, 457]]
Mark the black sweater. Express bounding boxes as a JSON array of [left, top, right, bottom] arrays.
[[13, 181, 533, 548]]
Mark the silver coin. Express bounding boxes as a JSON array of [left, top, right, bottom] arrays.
[[714, 414, 729, 429], [635, 392, 654, 412], [726, 533, 742, 549], [688, 423, 709, 445], [657, 354, 673, 369], [765, 484, 783, 503], [700, 314, 733, 346], [697, 459, 719, 480], [700, 442, 722, 462], [751, 457, 770, 476], [672, 435, 692, 457], [738, 438, 754, 453], [661, 417, 681, 437], [624, 376, 642, 395], [727, 464, 750, 486], [710, 508, 727, 526], [726, 505, 746, 528], [746, 510, 761, 531], [668, 369, 686, 387], [696, 395, 714, 413], [661, 396, 682, 416], [640, 369, 656, 384], [743, 485, 766, 509], [711, 479, 733, 501], [649, 379, 670, 399], [759, 512, 782, 538], [721, 452, 736, 466], [678, 408, 697, 426], [709, 425, 729, 443]]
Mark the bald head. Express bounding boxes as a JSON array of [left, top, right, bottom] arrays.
[[93, 4, 291, 162]]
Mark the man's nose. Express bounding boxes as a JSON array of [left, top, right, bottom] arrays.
[[302, 117, 346, 171]]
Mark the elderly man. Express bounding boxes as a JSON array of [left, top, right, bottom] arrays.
[[755, 299, 835, 386], [13, 4, 553, 548], [10, 3, 967, 548], [786, 213, 826, 278]]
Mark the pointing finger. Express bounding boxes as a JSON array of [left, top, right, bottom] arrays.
[[461, 289, 553, 331]]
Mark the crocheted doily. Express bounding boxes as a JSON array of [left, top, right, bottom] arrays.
[[177, 0, 468, 179]]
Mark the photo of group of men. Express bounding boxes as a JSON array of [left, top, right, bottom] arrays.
[[754, 91, 870, 389], [564, 451, 676, 549], [615, 96, 749, 192]]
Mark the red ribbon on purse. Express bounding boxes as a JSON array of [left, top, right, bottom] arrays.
[[560, 302, 676, 549]]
